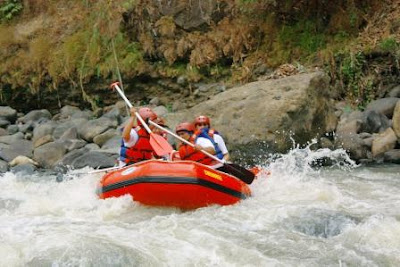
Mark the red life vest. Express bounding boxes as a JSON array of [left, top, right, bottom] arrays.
[[178, 136, 215, 165], [123, 127, 154, 164]]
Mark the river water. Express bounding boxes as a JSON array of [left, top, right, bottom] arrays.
[[1, 147, 399, 266]]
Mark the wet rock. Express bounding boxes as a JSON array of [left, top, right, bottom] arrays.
[[285, 209, 358, 238], [0, 132, 24, 144], [384, 149, 400, 164], [11, 163, 37, 174], [0, 159, 8, 173]]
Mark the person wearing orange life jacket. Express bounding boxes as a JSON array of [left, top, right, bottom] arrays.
[[119, 107, 158, 166], [175, 122, 218, 166], [194, 115, 230, 161]]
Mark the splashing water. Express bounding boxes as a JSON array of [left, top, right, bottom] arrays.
[[1, 147, 399, 266]]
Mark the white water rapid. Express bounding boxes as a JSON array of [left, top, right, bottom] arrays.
[[1, 147, 399, 266]]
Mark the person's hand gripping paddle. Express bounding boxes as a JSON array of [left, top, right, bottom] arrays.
[[110, 82, 173, 157]]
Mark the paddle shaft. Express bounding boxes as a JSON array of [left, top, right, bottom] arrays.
[[149, 120, 222, 163], [112, 83, 152, 134]]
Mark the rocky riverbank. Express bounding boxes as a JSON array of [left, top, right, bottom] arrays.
[[0, 71, 399, 174]]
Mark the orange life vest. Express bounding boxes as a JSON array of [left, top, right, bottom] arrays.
[[121, 127, 154, 164], [178, 136, 215, 165]]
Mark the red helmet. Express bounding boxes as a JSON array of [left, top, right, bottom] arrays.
[[138, 107, 157, 126], [175, 122, 195, 133], [194, 115, 210, 127]]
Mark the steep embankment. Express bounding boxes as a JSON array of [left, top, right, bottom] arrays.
[[1, 0, 398, 113]]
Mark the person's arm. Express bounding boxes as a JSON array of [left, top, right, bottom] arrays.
[[195, 138, 216, 154], [214, 134, 230, 161], [122, 107, 137, 142]]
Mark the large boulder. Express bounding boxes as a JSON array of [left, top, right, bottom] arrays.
[[166, 71, 337, 151], [365, 97, 399, 118], [0, 140, 33, 162], [33, 142, 67, 168], [0, 106, 17, 122]]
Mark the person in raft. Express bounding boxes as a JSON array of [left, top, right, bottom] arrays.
[[119, 107, 158, 166], [175, 122, 219, 166], [193, 115, 230, 162]]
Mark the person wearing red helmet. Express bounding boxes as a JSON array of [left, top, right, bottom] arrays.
[[175, 122, 217, 165], [194, 115, 230, 161], [119, 107, 158, 165]]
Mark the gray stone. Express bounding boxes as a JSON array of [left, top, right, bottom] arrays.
[[18, 109, 52, 123], [365, 97, 399, 118], [0, 106, 17, 122], [58, 127, 78, 140], [32, 122, 56, 144], [33, 142, 67, 168], [0, 128, 8, 136], [33, 134, 54, 148], [59, 139, 87, 152], [0, 118, 10, 128], [388, 85, 400, 97], [0, 132, 24, 145], [54, 148, 90, 167], [60, 105, 81, 118], [18, 121, 34, 133], [93, 129, 118, 147], [7, 125, 19, 135], [361, 110, 390, 133], [11, 163, 37, 174], [153, 105, 169, 118], [0, 140, 33, 162], [78, 118, 115, 142], [384, 149, 400, 164], [0, 159, 8, 173], [69, 151, 116, 169], [85, 143, 100, 150]]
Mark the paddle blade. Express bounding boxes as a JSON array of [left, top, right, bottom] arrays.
[[150, 133, 174, 157], [223, 163, 255, 184]]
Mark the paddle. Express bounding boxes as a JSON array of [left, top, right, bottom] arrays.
[[110, 82, 173, 157], [148, 120, 256, 184]]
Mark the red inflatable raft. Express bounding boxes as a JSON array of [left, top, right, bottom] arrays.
[[97, 160, 251, 210]]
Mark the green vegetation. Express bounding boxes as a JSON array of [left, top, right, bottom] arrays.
[[0, 0, 22, 21], [0, 0, 397, 111]]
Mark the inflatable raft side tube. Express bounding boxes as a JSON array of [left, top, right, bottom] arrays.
[[97, 176, 249, 199]]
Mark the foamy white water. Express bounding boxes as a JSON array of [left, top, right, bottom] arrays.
[[1, 148, 399, 266]]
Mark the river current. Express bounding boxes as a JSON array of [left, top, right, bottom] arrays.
[[1, 147, 399, 266]]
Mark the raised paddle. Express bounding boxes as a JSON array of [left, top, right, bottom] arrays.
[[110, 82, 173, 157], [148, 120, 256, 184]]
